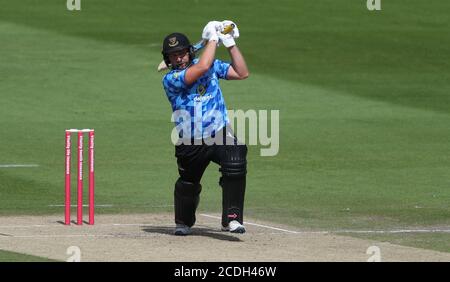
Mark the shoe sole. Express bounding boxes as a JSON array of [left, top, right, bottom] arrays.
[[230, 227, 246, 234], [174, 231, 190, 236], [174, 229, 191, 236]]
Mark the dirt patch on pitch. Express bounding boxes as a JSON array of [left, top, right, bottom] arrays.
[[0, 213, 449, 262]]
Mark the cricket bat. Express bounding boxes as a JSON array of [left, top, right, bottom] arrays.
[[157, 24, 235, 72]]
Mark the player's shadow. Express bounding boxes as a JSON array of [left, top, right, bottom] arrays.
[[141, 226, 242, 242]]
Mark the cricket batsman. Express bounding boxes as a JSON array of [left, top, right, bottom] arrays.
[[161, 20, 249, 235]]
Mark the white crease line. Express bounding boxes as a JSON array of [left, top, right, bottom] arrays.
[[0, 232, 293, 239], [200, 214, 305, 234], [0, 233, 168, 239], [0, 223, 155, 229], [335, 229, 450, 234], [48, 204, 114, 207], [4, 234, 117, 238], [47, 204, 171, 208], [1, 215, 450, 234], [0, 164, 39, 168], [112, 223, 148, 226], [0, 223, 147, 229], [1, 234, 159, 239], [0, 225, 49, 228], [199, 214, 450, 234]]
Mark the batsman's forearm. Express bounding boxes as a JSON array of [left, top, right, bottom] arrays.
[[184, 40, 217, 85], [198, 40, 217, 70], [228, 46, 249, 79]]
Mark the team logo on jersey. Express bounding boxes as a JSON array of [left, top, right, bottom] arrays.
[[197, 84, 206, 96], [168, 37, 179, 47]]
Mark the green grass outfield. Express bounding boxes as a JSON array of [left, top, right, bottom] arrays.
[[1, 0, 449, 255], [0, 250, 58, 262]]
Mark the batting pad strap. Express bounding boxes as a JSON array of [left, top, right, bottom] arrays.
[[220, 160, 247, 178], [175, 179, 202, 196]]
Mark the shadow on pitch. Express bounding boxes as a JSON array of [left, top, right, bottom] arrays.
[[141, 226, 242, 242], [56, 220, 92, 225]]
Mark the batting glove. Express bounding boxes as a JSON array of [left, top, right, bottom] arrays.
[[221, 20, 239, 39], [202, 21, 222, 42], [218, 33, 235, 48]]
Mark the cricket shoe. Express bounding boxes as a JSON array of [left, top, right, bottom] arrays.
[[174, 224, 192, 236], [222, 220, 246, 234]]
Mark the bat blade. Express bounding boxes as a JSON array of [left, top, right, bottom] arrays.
[[157, 60, 168, 72]]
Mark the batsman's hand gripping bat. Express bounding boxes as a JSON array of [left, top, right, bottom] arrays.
[[157, 24, 235, 72]]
